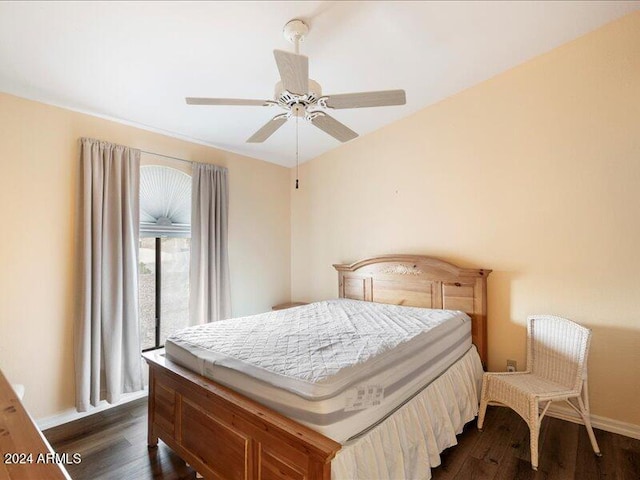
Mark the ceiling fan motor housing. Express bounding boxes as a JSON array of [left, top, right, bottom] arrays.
[[274, 79, 323, 117], [274, 79, 322, 100]]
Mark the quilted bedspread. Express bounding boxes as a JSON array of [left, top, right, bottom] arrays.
[[167, 299, 469, 389]]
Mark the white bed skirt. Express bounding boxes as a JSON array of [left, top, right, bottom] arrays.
[[332, 346, 483, 480]]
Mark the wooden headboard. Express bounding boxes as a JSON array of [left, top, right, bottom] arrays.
[[334, 254, 491, 367]]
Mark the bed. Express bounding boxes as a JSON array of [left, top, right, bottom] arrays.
[[143, 254, 491, 480]]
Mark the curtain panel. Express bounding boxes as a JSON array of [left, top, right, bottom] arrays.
[[190, 163, 231, 324], [75, 138, 143, 411]]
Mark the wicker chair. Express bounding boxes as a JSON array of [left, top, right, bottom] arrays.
[[477, 315, 601, 470]]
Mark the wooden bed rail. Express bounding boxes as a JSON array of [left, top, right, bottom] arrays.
[[143, 350, 341, 480]]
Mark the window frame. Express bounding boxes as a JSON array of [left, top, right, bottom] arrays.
[[141, 237, 163, 352]]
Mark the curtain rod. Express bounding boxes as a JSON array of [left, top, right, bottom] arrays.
[[140, 149, 193, 164]]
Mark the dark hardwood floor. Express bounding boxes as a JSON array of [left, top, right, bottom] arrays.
[[45, 398, 195, 480], [431, 406, 640, 480], [44, 398, 640, 480]]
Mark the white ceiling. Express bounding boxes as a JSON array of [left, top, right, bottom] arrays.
[[1, 1, 638, 167]]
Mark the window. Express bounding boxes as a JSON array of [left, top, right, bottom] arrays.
[[139, 237, 190, 350], [139, 166, 191, 350]]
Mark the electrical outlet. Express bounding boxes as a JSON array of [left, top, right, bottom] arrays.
[[506, 359, 517, 372]]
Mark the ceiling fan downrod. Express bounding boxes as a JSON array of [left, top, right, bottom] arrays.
[[283, 19, 309, 55]]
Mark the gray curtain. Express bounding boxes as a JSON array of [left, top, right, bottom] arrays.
[[75, 138, 143, 412], [190, 163, 231, 324]]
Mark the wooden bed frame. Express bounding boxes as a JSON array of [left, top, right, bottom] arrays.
[[143, 255, 490, 480]]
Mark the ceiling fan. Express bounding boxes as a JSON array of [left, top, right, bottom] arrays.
[[186, 19, 407, 144]]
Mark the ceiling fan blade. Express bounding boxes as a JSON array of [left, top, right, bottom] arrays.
[[186, 97, 270, 106], [273, 50, 309, 95], [246, 115, 288, 143], [325, 89, 406, 109], [311, 113, 358, 143]]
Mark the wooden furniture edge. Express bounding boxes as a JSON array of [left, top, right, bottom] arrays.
[[0, 369, 71, 480], [143, 350, 340, 480]]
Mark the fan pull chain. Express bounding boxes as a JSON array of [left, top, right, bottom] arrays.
[[295, 113, 299, 189]]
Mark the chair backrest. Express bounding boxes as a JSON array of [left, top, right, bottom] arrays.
[[526, 315, 591, 392]]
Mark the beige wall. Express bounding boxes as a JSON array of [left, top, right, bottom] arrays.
[[0, 93, 291, 419], [291, 12, 640, 426]]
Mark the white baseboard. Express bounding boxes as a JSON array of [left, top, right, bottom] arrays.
[[36, 389, 148, 431], [546, 403, 640, 440]]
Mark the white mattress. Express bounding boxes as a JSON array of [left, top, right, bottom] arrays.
[[165, 299, 471, 443]]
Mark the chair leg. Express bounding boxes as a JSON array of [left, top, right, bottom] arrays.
[[478, 398, 488, 431], [577, 396, 601, 456], [477, 378, 489, 431], [529, 400, 540, 471]]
